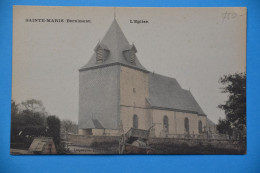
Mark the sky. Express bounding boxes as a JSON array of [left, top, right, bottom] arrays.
[[12, 6, 246, 123]]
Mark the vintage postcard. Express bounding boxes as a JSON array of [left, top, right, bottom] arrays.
[[11, 6, 246, 154]]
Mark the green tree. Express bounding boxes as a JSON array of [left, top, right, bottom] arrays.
[[47, 115, 61, 146], [11, 100, 19, 118], [11, 99, 47, 149], [217, 72, 246, 139], [11, 100, 20, 127], [216, 118, 232, 136]]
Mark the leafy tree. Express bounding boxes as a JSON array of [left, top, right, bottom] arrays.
[[11, 99, 64, 151], [11, 99, 47, 149], [11, 100, 19, 118], [217, 72, 246, 139], [46, 115, 61, 146], [11, 100, 21, 130], [216, 118, 232, 136], [12, 99, 47, 127]]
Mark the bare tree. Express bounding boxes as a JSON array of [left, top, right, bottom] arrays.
[[21, 99, 47, 115], [62, 120, 73, 132], [61, 120, 78, 134]]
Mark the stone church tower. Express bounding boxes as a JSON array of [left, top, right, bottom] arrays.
[[78, 19, 207, 137]]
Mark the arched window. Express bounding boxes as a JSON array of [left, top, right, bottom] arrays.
[[184, 118, 189, 133], [198, 120, 202, 133], [163, 116, 169, 132], [133, 114, 138, 129]]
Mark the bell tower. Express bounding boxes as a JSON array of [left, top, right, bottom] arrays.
[[78, 19, 147, 133]]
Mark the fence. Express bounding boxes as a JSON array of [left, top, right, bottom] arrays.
[[66, 134, 246, 154]]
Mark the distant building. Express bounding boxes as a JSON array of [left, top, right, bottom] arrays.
[[28, 137, 57, 154], [78, 19, 208, 137]]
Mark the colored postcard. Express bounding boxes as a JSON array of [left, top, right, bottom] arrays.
[[11, 6, 246, 154]]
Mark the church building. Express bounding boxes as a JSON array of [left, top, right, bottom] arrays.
[[78, 19, 207, 137]]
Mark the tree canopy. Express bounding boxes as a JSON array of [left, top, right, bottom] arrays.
[[47, 115, 61, 146], [217, 72, 246, 139], [11, 99, 66, 151]]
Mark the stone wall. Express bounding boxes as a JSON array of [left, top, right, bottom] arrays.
[[119, 66, 151, 132], [148, 137, 246, 154], [67, 134, 120, 147], [120, 66, 149, 108]]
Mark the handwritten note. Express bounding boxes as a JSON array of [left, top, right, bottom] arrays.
[[222, 11, 238, 22]]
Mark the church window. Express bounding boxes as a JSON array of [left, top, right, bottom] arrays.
[[198, 120, 203, 133], [163, 116, 169, 132], [184, 118, 189, 133], [133, 114, 138, 129]]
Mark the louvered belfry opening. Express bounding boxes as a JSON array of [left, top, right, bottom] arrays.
[[123, 44, 137, 64], [96, 48, 103, 63], [129, 50, 135, 63]]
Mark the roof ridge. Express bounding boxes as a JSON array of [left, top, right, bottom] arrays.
[[148, 73, 206, 116], [150, 72, 177, 81]]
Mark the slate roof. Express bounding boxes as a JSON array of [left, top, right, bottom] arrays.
[[84, 119, 104, 129], [79, 19, 147, 72], [147, 73, 206, 116]]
